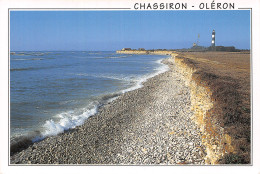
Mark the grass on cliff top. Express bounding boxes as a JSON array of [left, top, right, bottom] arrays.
[[179, 51, 251, 164]]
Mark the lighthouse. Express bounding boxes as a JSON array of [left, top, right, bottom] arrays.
[[211, 29, 216, 48]]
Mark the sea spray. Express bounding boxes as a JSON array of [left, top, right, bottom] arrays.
[[34, 58, 170, 142], [10, 51, 169, 153], [121, 58, 170, 93], [33, 103, 99, 142]]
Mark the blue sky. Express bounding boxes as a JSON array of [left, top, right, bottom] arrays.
[[10, 10, 250, 51]]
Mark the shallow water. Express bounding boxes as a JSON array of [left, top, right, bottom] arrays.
[[10, 51, 169, 142]]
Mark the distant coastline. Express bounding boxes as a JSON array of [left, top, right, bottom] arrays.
[[10, 50, 250, 164]]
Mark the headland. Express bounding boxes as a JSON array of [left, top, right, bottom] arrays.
[[117, 49, 251, 164], [11, 50, 250, 164]]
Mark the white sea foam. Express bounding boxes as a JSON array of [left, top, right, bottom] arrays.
[[33, 103, 98, 142], [76, 73, 133, 82], [105, 55, 129, 58], [121, 58, 170, 93], [77, 58, 169, 95], [32, 57, 169, 142], [12, 58, 44, 61], [12, 59, 28, 61]]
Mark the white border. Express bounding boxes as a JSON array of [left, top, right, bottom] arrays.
[[1, 0, 259, 174]]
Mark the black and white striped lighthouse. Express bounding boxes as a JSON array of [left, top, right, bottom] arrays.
[[211, 29, 216, 47]]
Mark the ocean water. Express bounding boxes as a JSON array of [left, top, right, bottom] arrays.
[[10, 51, 169, 144]]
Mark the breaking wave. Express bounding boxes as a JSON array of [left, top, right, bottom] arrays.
[[121, 59, 170, 93], [36, 103, 99, 141], [10, 54, 170, 154]]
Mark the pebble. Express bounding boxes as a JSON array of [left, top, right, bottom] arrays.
[[10, 58, 206, 165]]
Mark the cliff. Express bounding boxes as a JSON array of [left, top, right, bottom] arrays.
[[174, 55, 234, 164], [116, 50, 250, 164], [177, 52, 250, 164]]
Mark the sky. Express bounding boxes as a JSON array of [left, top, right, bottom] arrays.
[[10, 10, 250, 51]]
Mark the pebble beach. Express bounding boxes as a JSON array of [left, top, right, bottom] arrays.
[[10, 57, 206, 165]]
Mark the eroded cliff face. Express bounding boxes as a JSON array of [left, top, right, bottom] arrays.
[[117, 50, 236, 164], [174, 55, 234, 164]]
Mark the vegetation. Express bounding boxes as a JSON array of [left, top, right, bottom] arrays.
[[180, 51, 251, 164]]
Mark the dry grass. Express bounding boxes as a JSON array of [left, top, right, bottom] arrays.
[[180, 51, 251, 164]]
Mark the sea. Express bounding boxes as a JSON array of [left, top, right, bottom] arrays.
[[10, 51, 169, 145]]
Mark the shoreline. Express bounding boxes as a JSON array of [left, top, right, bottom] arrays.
[[11, 50, 250, 164], [11, 57, 207, 164], [10, 56, 170, 155]]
